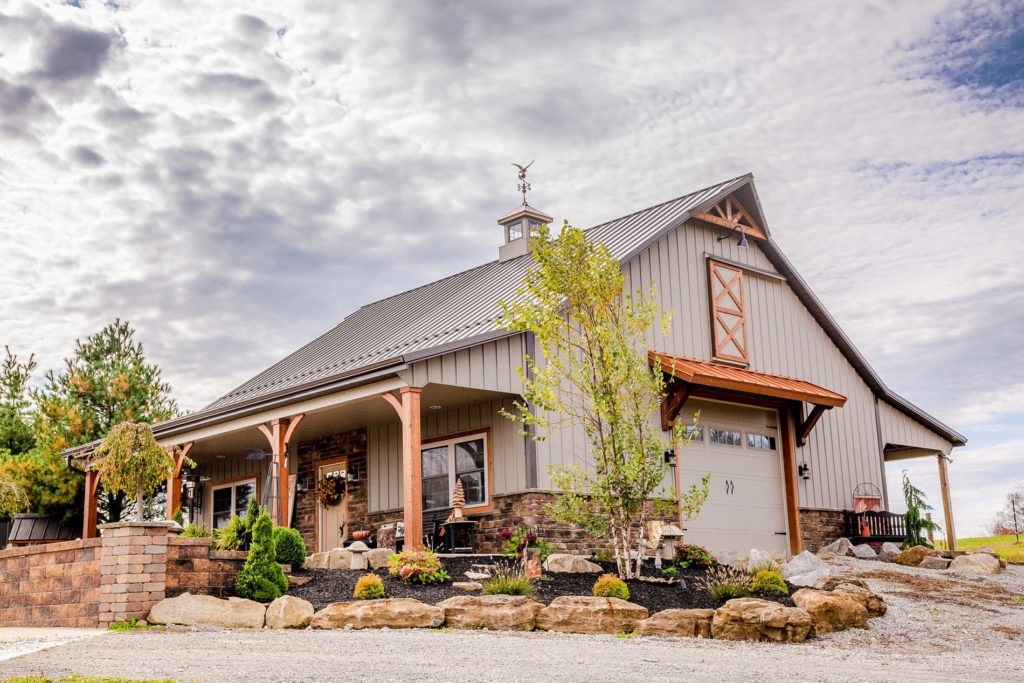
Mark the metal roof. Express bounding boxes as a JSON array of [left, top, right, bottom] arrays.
[[146, 173, 964, 448]]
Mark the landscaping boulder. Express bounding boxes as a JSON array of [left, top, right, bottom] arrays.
[[782, 551, 833, 587], [791, 589, 868, 635], [366, 548, 394, 570], [747, 548, 775, 570], [813, 575, 869, 592], [310, 598, 444, 630], [266, 595, 314, 629], [327, 548, 353, 570], [919, 556, 951, 570], [881, 542, 902, 555], [710, 598, 812, 643], [970, 548, 1007, 569], [149, 593, 266, 629], [305, 552, 329, 569], [893, 545, 938, 567], [829, 583, 887, 617], [437, 595, 544, 631], [542, 554, 602, 574], [851, 544, 877, 560], [453, 582, 483, 592], [875, 548, 894, 563], [635, 608, 715, 638], [818, 538, 855, 557], [535, 596, 648, 634], [949, 553, 1001, 575]]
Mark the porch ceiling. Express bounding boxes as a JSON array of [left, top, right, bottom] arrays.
[[883, 444, 942, 461], [186, 383, 515, 463]]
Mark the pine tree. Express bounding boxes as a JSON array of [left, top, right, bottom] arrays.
[[235, 512, 288, 602]]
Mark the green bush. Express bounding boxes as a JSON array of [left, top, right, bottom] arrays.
[[216, 499, 265, 550], [353, 573, 385, 600], [180, 523, 212, 538], [482, 566, 535, 598], [272, 527, 307, 569], [751, 570, 789, 597], [234, 513, 288, 602], [593, 573, 630, 600], [699, 565, 751, 602], [747, 558, 781, 576], [674, 543, 718, 570], [387, 549, 450, 585]]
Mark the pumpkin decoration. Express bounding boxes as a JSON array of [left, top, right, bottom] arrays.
[[318, 474, 346, 507]]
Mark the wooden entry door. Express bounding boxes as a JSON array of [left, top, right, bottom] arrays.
[[318, 460, 348, 552]]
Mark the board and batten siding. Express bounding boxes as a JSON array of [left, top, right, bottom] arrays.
[[366, 396, 526, 512], [200, 456, 267, 524], [615, 217, 891, 510], [404, 336, 526, 394], [877, 400, 953, 454]]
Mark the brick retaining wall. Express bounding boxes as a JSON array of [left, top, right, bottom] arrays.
[[799, 507, 846, 552], [0, 522, 246, 628]]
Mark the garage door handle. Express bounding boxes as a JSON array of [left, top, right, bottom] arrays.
[[774, 532, 787, 535]]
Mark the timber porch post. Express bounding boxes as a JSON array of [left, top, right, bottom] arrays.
[[383, 386, 423, 551], [937, 453, 956, 550], [83, 468, 100, 539], [165, 442, 193, 521], [258, 415, 305, 527]]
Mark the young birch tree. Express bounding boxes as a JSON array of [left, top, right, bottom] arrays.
[[500, 222, 705, 579]]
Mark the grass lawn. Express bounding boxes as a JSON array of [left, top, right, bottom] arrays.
[[936, 534, 1024, 562]]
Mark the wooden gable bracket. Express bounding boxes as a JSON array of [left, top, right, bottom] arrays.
[[694, 195, 767, 240], [660, 381, 693, 431], [796, 404, 831, 447]]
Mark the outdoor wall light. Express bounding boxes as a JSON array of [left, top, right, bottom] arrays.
[[716, 225, 749, 248], [347, 466, 359, 483], [798, 463, 811, 480], [296, 476, 310, 493], [663, 449, 677, 467]]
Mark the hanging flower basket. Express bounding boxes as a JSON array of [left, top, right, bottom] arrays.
[[318, 474, 346, 507]]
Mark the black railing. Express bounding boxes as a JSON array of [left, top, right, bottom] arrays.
[[842, 510, 908, 543]]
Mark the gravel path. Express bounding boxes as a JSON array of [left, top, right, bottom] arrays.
[[2, 559, 1022, 682]]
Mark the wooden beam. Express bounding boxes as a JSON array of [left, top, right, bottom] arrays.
[[165, 442, 193, 521], [382, 387, 423, 550], [259, 417, 302, 527], [660, 381, 692, 431], [796, 404, 830, 446], [83, 469, 100, 539], [937, 454, 956, 551], [779, 407, 802, 555]]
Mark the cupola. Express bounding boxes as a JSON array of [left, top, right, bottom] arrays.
[[498, 161, 553, 261]]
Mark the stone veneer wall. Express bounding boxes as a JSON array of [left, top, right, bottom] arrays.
[[0, 522, 247, 628], [799, 507, 846, 552], [0, 537, 102, 628], [295, 429, 368, 552]]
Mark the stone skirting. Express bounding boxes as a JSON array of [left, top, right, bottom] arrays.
[[0, 522, 247, 628], [799, 508, 846, 553]]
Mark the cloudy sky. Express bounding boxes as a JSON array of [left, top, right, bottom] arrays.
[[2, 0, 1022, 537]]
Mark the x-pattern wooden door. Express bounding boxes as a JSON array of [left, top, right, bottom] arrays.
[[710, 261, 748, 363]]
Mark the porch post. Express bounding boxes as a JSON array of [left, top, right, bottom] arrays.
[[258, 415, 304, 527], [83, 468, 100, 539], [165, 442, 192, 521], [382, 386, 423, 551], [937, 453, 956, 550]]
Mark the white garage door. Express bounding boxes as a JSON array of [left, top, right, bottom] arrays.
[[677, 399, 789, 561]]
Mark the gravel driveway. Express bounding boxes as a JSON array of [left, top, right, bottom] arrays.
[[2, 560, 1022, 682]]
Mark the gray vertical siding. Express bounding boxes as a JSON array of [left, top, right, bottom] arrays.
[[878, 400, 952, 454], [366, 396, 526, 512], [200, 456, 267, 523], [405, 337, 526, 393]]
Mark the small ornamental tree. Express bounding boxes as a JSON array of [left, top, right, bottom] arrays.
[[93, 421, 190, 522], [901, 470, 940, 549], [235, 512, 288, 602], [499, 222, 709, 579]]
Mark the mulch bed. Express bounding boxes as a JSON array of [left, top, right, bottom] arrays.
[[287, 556, 796, 613]]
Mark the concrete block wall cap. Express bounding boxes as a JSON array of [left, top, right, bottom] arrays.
[[99, 521, 183, 531]]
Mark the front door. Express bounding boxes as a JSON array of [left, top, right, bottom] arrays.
[[318, 460, 348, 552]]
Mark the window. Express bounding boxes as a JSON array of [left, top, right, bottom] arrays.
[[682, 425, 704, 443], [708, 260, 749, 363], [507, 221, 524, 242], [747, 433, 777, 450], [421, 433, 488, 511], [212, 478, 256, 529], [709, 428, 742, 446]]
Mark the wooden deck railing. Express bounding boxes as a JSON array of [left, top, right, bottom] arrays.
[[842, 510, 908, 543]]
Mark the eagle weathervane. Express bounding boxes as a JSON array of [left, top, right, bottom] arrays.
[[512, 160, 534, 204]]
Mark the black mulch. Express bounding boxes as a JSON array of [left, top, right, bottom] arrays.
[[287, 556, 796, 613]]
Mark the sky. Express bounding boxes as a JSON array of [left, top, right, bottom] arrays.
[[1, 0, 1022, 538]]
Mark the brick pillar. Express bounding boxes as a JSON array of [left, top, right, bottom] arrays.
[[98, 521, 178, 626]]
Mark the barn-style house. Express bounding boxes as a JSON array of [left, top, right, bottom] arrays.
[[76, 173, 966, 558]]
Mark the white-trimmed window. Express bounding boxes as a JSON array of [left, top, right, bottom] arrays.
[[709, 427, 742, 446], [747, 433, 777, 450], [212, 478, 257, 529], [421, 433, 488, 512]]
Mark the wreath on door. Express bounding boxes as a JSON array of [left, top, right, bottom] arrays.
[[318, 474, 346, 507]]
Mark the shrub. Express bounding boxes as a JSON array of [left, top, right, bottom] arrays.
[[482, 566, 535, 598], [674, 543, 718, 570], [699, 565, 751, 602], [354, 573, 385, 600], [216, 499, 265, 551], [499, 526, 554, 563], [234, 513, 288, 602], [593, 573, 630, 600], [180, 523, 212, 538], [751, 570, 789, 597], [387, 549, 450, 585], [747, 559, 781, 576], [273, 527, 307, 570]]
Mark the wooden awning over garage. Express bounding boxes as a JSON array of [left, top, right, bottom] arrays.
[[649, 351, 847, 445]]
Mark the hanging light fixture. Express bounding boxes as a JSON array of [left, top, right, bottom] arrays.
[[716, 225, 749, 248]]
